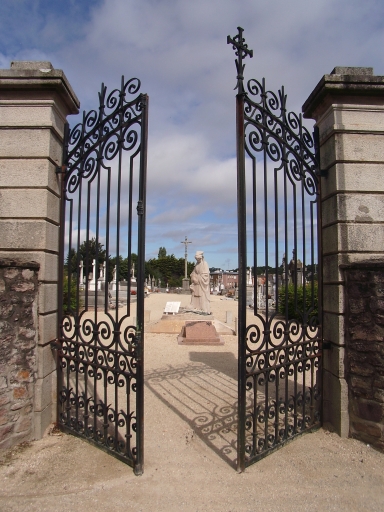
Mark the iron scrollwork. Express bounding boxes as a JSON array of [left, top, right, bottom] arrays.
[[57, 76, 148, 473], [228, 27, 322, 470]]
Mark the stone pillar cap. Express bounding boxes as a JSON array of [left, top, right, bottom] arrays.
[[0, 61, 80, 115], [11, 61, 54, 71], [302, 67, 384, 120], [331, 67, 373, 76]]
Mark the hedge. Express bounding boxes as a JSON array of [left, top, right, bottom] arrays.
[[277, 282, 318, 321]]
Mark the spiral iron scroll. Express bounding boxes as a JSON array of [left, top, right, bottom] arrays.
[[243, 316, 321, 463], [58, 313, 139, 463], [63, 77, 144, 196], [244, 78, 318, 197], [241, 78, 322, 466]]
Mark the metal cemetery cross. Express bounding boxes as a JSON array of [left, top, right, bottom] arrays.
[[227, 26, 253, 94], [228, 28, 323, 471]]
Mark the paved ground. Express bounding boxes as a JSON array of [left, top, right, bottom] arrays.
[[0, 293, 384, 511]]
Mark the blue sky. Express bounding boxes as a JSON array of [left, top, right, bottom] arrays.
[[2, 0, 384, 268]]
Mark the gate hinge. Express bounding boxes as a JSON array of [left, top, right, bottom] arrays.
[[136, 200, 144, 216], [316, 169, 328, 178], [133, 334, 143, 360], [56, 165, 67, 175], [322, 341, 332, 350], [50, 339, 60, 350]]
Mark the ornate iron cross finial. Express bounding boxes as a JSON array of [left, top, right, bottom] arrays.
[[227, 26, 253, 94]]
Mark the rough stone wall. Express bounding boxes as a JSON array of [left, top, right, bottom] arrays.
[[0, 258, 39, 449], [343, 263, 384, 451]]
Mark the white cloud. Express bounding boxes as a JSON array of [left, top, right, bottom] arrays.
[[1, 0, 384, 267]]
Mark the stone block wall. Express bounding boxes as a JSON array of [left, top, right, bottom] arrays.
[[0, 61, 79, 446], [0, 258, 39, 449], [343, 263, 384, 451], [303, 67, 384, 436]]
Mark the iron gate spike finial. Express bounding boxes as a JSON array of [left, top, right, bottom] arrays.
[[227, 26, 253, 95]]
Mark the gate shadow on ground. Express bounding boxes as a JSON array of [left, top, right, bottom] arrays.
[[145, 360, 238, 469], [188, 351, 237, 381]]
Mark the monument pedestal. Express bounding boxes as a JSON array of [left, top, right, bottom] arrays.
[[182, 278, 190, 291], [178, 320, 224, 345], [146, 312, 234, 339]]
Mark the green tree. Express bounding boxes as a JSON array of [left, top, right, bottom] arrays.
[[65, 248, 77, 275], [145, 254, 194, 287], [65, 237, 108, 282], [158, 247, 167, 258], [62, 269, 82, 313], [278, 283, 318, 321]]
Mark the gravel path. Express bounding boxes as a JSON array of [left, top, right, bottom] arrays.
[[0, 293, 383, 511]]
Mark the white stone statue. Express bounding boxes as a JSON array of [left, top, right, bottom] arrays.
[[190, 251, 210, 314]]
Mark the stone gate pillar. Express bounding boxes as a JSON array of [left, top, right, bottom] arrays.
[[0, 61, 79, 444], [303, 67, 384, 437]]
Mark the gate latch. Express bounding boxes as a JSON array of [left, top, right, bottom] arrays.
[[132, 333, 143, 360], [136, 200, 144, 216]]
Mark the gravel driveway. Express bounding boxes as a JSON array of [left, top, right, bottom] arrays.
[[0, 293, 383, 511]]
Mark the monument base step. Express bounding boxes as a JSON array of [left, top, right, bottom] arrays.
[[147, 312, 235, 335]]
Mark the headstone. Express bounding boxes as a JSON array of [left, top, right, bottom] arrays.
[[111, 264, 117, 291], [89, 258, 97, 291], [79, 259, 84, 289]]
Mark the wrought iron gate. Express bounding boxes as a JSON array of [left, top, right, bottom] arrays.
[[56, 77, 148, 475], [228, 28, 323, 471]]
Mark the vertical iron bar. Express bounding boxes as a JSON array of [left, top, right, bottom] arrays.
[[252, 156, 257, 316], [236, 92, 247, 473], [127, 155, 135, 318], [262, 79, 269, 320], [253, 374, 257, 456], [57, 121, 70, 427], [314, 125, 324, 423], [104, 165, 111, 313], [274, 167, 279, 312], [115, 145, 123, 323], [134, 94, 149, 476]]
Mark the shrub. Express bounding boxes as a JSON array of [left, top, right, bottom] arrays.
[[278, 282, 318, 321], [62, 272, 81, 313]]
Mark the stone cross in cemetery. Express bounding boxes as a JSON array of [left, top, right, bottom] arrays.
[[88, 259, 97, 291], [181, 235, 192, 290]]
